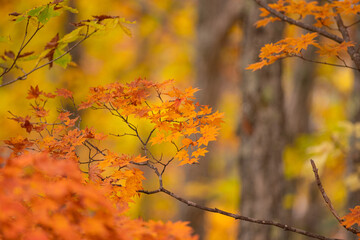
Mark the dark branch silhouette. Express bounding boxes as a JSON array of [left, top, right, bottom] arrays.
[[311, 159, 360, 235]]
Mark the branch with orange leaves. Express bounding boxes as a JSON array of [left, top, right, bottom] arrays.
[[332, 13, 360, 70], [138, 161, 346, 240], [293, 55, 358, 71], [252, 0, 343, 43]]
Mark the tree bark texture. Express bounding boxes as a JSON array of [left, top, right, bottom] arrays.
[[286, 47, 315, 139], [179, 1, 242, 239], [285, 21, 326, 239], [238, 1, 286, 239], [347, 31, 360, 210], [65, 0, 82, 64], [195, 0, 241, 107], [346, 29, 360, 240]]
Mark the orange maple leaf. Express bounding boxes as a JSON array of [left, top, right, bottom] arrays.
[[343, 206, 360, 228], [56, 88, 73, 99]]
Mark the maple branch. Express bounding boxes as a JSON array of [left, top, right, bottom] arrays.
[[310, 159, 360, 235], [110, 133, 137, 138], [145, 128, 156, 145], [333, 13, 360, 70], [139, 158, 343, 240], [0, 29, 97, 88], [345, 19, 360, 28], [253, 0, 343, 43], [106, 103, 170, 166], [139, 186, 342, 240], [83, 140, 107, 157], [1, 20, 43, 78], [294, 55, 358, 70]]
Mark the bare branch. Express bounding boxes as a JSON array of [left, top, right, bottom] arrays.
[[345, 19, 360, 28], [139, 186, 343, 240], [294, 55, 358, 70], [333, 14, 360, 70], [1, 20, 43, 78], [310, 159, 360, 235]]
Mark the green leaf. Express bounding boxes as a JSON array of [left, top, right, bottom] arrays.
[[15, 16, 26, 23], [28, 6, 46, 17], [59, 27, 84, 43], [0, 36, 10, 43], [54, 48, 71, 68], [19, 54, 39, 62], [38, 5, 60, 24], [61, 4, 79, 13]]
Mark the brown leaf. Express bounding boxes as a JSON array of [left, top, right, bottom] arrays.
[[18, 51, 35, 58], [45, 34, 59, 50], [9, 12, 21, 16], [71, 22, 84, 27], [21, 120, 33, 133], [44, 34, 59, 68], [93, 15, 117, 22], [71, 19, 90, 27], [4, 50, 15, 59]]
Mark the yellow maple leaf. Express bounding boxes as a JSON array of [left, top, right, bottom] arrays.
[[246, 60, 269, 71], [192, 148, 208, 158]]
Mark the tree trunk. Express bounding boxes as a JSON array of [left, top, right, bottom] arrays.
[[180, 1, 241, 239], [238, 1, 286, 239], [286, 47, 315, 139], [346, 37, 360, 240], [347, 42, 360, 210], [285, 23, 326, 239], [65, 0, 81, 64]]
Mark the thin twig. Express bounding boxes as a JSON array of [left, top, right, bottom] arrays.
[[0, 30, 97, 88], [139, 186, 342, 240], [310, 159, 360, 235], [333, 13, 360, 70], [1, 20, 43, 78], [294, 55, 358, 70], [345, 19, 360, 28]]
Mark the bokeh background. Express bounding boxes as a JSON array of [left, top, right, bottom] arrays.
[[0, 0, 359, 239]]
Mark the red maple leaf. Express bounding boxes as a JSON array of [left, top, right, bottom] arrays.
[[27, 86, 42, 99], [44, 34, 59, 68]]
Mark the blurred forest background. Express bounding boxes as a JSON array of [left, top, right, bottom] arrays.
[[0, 0, 359, 239]]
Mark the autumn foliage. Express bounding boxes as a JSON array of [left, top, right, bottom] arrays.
[[1, 73, 225, 239], [3, 47, 224, 240], [247, 0, 360, 71], [0, 1, 223, 239], [3, 0, 360, 239], [0, 152, 197, 240], [249, 0, 360, 236]]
